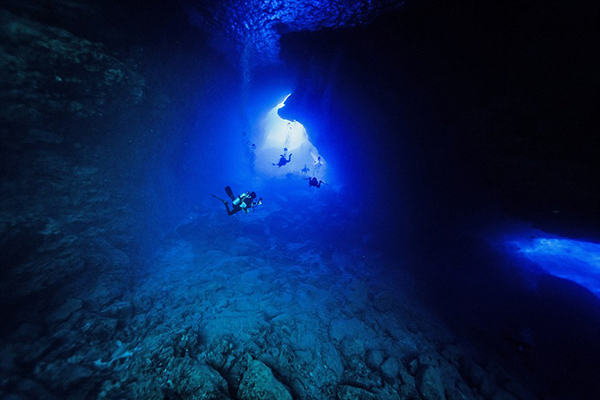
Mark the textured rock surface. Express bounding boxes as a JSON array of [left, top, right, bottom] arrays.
[[182, 0, 404, 65], [0, 10, 144, 127], [417, 366, 445, 400], [0, 203, 541, 399], [238, 359, 292, 400], [0, 6, 149, 325]]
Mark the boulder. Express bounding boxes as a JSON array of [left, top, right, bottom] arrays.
[[366, 349, 385, 370], [416, 366, 445, 400], [322, 343, 344, 378], [238, 359, 292, 400], [179, 362, 229, 400], [339, 338, 365, 358], [336, 385, 378, 400], [380, 357, 400, 383], [330, 317, 370, 342]]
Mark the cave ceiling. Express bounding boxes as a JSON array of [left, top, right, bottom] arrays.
[[181, 0, 405, 65]]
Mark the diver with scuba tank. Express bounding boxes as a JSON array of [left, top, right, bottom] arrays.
[[213, 186, 262, 216]]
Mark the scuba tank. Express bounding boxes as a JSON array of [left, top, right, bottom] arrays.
[[233, 191, 250, 208]]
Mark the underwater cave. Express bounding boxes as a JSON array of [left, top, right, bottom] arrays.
[[1, 0, 599, 399]]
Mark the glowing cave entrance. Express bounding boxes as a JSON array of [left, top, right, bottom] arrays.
[[255, 94, 326, 179]]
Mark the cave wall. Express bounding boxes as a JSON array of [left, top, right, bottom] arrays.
[[0, 0, 232, 332]]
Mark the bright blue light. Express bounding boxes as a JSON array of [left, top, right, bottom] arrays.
[[254, 94, 327, 179], [505, 235, 600, 297], [263, 94, 306, 151]]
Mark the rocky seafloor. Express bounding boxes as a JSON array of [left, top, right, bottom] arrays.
[[0, 204, 537, 400]]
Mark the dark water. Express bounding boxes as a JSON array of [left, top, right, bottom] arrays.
[[1, 1, 599, 399]]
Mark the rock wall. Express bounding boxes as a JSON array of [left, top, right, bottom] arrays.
[[0, 0, 225, 332], [182, 0, 405, 65]]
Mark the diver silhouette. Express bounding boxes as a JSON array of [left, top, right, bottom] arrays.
[[213, 186, 262, 216], [273, 148, 292, 167], [304, 177, 326, 188]]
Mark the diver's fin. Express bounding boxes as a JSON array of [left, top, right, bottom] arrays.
[[225, 186, 235, 200], [212, 194, 227, 203]]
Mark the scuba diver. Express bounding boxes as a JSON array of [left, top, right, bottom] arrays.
[[273, 148, 292, 167], [312, 156, 323, 174], [301, 164, 310, 175], [213, 186, 262, 216], [304, 177, 326, 188]]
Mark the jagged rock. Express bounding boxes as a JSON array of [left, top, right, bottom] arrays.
[[399, 380, 421, 400], [46, 298, 83, 323], [100, 300, 133, 320], [376, 385, 402, 400], [35, 360, 93, 392], [238, 359, 292, 400], [419, 353, 439, 368], [339, 337, 365, 358], [132, 293, 153, 314], [366, 349, 385, 369], [416, 366, 445, 400], [291, 378, 306, 399], [405, 355, 419, 376], [0, 10, 145, 127], [172, 328, 202, 358], [86, 316, 118, 341], [176, 361, 230, 400], [322, 342, 344, 378], [380, 357, 400, 383], [399, 368, 419, 397], [131, 358, 230, 400], [336, 385, 378, 400], [330, 318, 371, 342], [205, 335, 235, 370], [84, 281, 122, 310]]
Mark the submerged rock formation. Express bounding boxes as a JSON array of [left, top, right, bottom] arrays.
[[0, 10, 144, 127], [182, 0, 405, 65]]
